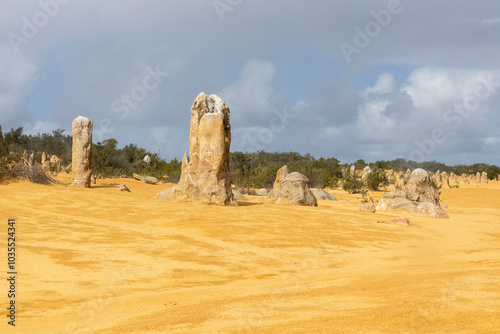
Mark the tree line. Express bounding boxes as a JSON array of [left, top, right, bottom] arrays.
[[1, 125, 499, 187]]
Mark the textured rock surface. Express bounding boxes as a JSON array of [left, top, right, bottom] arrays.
[[155, 93, 236, 205], [265, 188, 280, 202], [311, 188, 337, 201], [411, 202, 449, 218], [449, 172, 460, 188], [404, 169, 440, 204], [267, 172, 318, 207], [72, 116, 93, 188], [404, 169, 411, 182], [273, 165, 290, 189]]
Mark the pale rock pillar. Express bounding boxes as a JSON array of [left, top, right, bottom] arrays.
[[72, 116, 93, 188]]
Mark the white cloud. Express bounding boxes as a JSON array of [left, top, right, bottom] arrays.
[[357, 99, 394, 139], [362, 73, 395, 96], [220, 59, 284, 126], [25, 121, 62, 135], [150, 126, 169, 146], [402, 68, 496, 112]]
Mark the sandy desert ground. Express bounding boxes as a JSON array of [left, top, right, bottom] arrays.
[[1, 175, 499, 333]]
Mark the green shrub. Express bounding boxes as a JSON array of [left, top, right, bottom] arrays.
[[366, 169, 388, 191], [342, 176, 364, 194]]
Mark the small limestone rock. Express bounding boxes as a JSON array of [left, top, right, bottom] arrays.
[[117, 184, 131, 192], [232, 189, 247, 200], [268, 172, 318, 207], [49, 155, 62, 173], [350, 165, 356, 177], [360, 203, 376, 213], [481, 172, 488, 183], [257, 188, 270, 196], [311, 188, 337, 201], [133, 173, 158, 185], [387, 217, 411, 226]]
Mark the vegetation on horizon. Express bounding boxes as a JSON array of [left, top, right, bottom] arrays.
[[1, 125, 499, 187]]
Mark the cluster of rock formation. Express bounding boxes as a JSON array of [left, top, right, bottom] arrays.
[[155, 93, 236, 205], [376, 169, 448, 218], [429, 170, 490, 188], [14, 93, 499, 214], [341, 163, 493, 190], [39, 152, 63, 173]]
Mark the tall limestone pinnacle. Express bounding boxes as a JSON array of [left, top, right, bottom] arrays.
[[155, 93, 236, 205], [72, 116, 93, 188]]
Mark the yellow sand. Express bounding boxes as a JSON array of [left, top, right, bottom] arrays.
[[1, 175, 499, 333]]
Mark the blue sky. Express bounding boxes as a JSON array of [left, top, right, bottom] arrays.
[[1, 1, 499, 165]]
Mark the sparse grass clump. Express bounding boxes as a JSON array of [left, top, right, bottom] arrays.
[[7, 163, 52, 184], [5, 163, 66, 186]]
